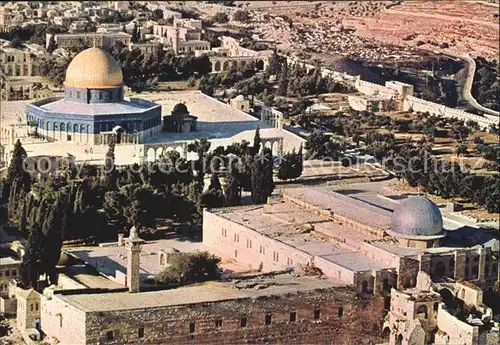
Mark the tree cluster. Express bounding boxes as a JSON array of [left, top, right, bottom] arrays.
[[155, 251, 221, 285], [274, 60, 355, 97]]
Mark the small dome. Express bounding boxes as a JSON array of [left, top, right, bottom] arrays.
[[64, 47, 123, 89], [234, 94, 245, 101], [390, 196, 443, 237], [172, 103, 188, 114]]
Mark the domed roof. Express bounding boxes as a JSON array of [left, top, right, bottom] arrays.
[[64, 47, 123, 89], [390, 196, 443, 237], [172, 103, 188, 114]]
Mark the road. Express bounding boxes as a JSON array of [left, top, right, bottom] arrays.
[[439, 50, 499, 117]]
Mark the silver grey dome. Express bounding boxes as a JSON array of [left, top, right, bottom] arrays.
[[391, 196, 443, 237]]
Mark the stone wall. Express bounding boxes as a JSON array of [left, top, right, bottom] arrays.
[[435, 303, 479, 345], [202, 210, 312, 272], [49, 287, 356, 345], [403, 96, 496, 129], [41, 292, 87, 345]]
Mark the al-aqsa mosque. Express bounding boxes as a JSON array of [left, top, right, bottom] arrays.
[[26, 47, 162, 146]]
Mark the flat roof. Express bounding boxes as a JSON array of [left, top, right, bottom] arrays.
[[56, 273, 343, 312], [0, 256, 21, 265], [319, 252, 392, 271], [37, 98, 158, 116], [66, 238, 207, 280], [283, 188, 392, 230]]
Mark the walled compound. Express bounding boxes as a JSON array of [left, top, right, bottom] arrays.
[[203, 186, 499, 345]]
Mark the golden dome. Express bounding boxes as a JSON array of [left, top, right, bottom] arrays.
[[64, 47, 123, 89]]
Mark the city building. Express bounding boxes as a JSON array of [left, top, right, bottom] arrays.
[[0, 6, 12, 33], [46, 32, 132, 51], [0, 47, 43, 77], [208, 36, 273, 73]]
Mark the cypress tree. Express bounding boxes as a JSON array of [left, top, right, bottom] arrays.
[[103, 140, 117, 190], [251, 149, 274, 204], [6, 140, 30, 187], [20, 225, 44, 288], [253, 127, 261, 155], [224, 168, 241, 206]]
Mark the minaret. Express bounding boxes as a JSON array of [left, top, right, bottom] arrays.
[[126, 226, 143, 293]]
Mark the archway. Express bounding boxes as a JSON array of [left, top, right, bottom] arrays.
[[396, 334, 403, 345], [256, 60, 264, 70], [222, 61, 230, 71], [264, 141, 272, 152], [240, 60, 247, 69], [433, 261, 445, 277], [361, 280, 369, 293], [214, 61, 221, 72], [416, 305, 428, 320], [156, 147, 163, 158], [382, 278, 390, 291], [147, 148, 155, 162], [175, 146, 184, 158], [382, 327, 390, 342], [272, 141, 279, 156], [231, 60, 238, 70]]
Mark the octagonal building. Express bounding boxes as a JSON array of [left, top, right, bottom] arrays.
[[26, 47, 161, 145]]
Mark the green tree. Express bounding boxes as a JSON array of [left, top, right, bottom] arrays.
[[6, 139, 29, 186], [251, 149, 274, 204], [212, 12, 229, 23], [155, 251, 222, 285], [103, 140, 117, 189], [224, 166, 241, 206], [46, 34, 57, 53]]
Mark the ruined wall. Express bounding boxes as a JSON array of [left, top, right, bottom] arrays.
[[83, 287, 356, 345], [435, 303, 479, 345]]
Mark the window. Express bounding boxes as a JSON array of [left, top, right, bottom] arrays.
[[106, 331, 114, 341], [234, 250, 238, 258], [259, 245, 265, 254], [67, 134, 72, 141], [273, 252, 279, 262], [138, 327, 144, 338], [99, 93, 103, 100], [5, 271, 9, 277], [215, 319, 222, 328], [77, 91, 81, 99], [265, 314, 272, 325], [289, 311, 296, 322], [35, 303, 39, 311], [221, 229, 227, 237], [314, 309, 320, 320], [240, 317, 247, 328], [189, 322, 195, 333], [0, 271, 3, 277], [338, 307, 343, 318], [247, 239, 252, 249]]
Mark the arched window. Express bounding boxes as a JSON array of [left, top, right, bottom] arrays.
[[382, 278, 390, 291], [433, 261, 445, 277], [361, 280, 369, 293], [417, 305, 428, 320]]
